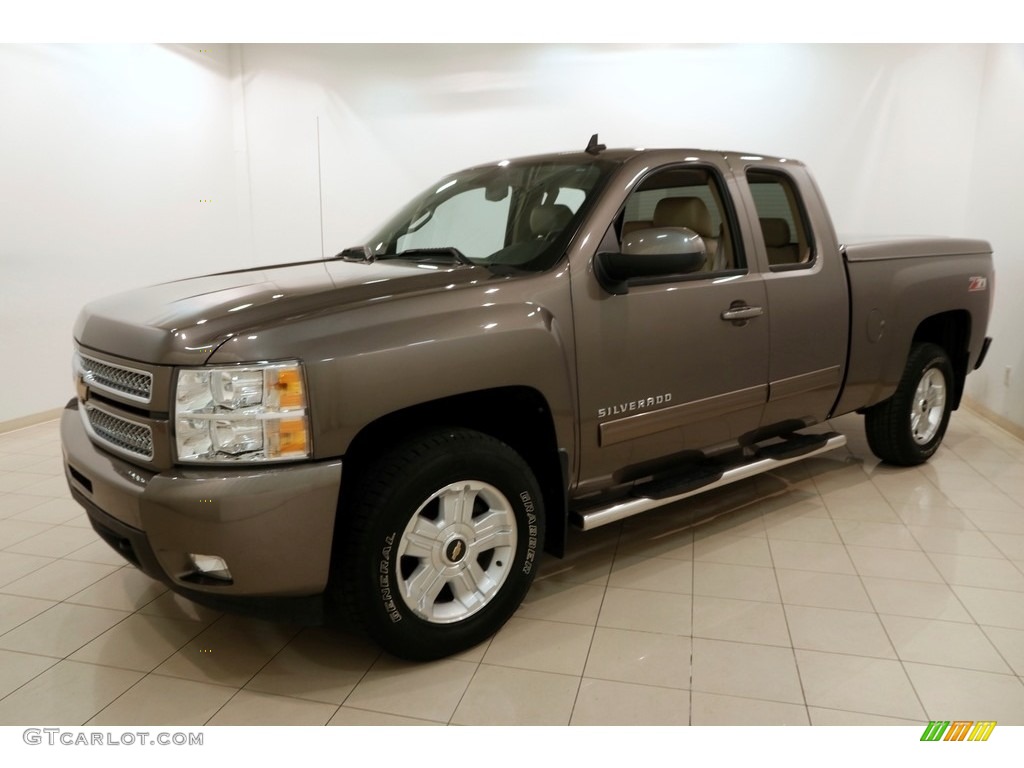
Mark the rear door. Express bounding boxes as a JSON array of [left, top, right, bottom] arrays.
[[729, 161, 849, 428]]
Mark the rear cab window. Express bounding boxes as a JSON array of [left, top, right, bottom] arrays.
[[746, 169, 815, 270]]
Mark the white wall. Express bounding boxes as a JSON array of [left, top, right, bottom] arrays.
[[239, 44, 988, 250], [963, 45, 1024, 427], [0, 44, 243, 422], [1, 43, 1021, 431]]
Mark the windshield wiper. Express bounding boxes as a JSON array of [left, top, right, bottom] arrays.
[[382, 247, 475, 267]]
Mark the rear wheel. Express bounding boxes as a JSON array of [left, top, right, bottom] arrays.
[[865, 342, 954, 466], [336, 428, 544, 660]]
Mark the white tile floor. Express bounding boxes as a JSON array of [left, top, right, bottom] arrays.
[[1, 409, 1024, 725]]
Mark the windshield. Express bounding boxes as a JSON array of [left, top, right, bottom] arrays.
[[359, 158, 613, 273]]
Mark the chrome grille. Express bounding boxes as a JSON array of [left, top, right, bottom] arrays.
[[83, 404, 154, 460], [80, 355, 152, 403]]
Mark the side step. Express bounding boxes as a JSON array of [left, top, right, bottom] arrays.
[[573, 432, 847, 531]]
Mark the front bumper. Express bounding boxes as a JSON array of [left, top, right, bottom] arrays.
[[60, 399, 343, 622]]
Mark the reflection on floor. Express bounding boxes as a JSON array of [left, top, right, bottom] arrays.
[[1, 410, 1023, 725]]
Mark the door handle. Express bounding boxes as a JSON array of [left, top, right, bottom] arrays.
[[720, 305, 764, 322]]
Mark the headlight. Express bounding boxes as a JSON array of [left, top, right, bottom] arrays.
[[174, 361, 310, 463]]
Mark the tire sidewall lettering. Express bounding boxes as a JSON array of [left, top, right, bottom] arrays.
[[520, 490, 538, 575], [377, 532, 402, 623]]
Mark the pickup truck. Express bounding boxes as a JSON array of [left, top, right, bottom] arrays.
[[61, 138, 994, 660]]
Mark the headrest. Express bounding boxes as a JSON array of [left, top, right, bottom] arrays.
[[760, 218, 791, 247], [621, 220, 653, 236], [530, 204, 574, 238], [652, 197, 713, 237]]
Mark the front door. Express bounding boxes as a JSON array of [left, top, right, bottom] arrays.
[[571, 161, 770, 493]]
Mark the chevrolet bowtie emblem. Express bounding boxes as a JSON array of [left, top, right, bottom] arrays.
[[76, 375, 89, 403]]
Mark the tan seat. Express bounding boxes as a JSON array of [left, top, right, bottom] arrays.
[[622, 220, 653, 236], [652, 196, 724, 271], [760, 217, 800, 265], [530, 204, 573, 239]]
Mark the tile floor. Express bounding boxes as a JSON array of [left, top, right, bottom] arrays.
[[1, 409, 1024, 725]]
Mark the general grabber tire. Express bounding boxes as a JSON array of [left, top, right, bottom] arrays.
[[338, 428, 544, 660], [864, 342, 955, 466]]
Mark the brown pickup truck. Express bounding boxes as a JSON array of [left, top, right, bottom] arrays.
[[61, 139, 994, 659]]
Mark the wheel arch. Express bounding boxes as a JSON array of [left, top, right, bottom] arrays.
[[912, 310, 971, 409], [335, 386, 570, 559]]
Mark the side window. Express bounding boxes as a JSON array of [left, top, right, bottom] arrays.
[[746, 170, 814, 268], [620, 165, 743, 274]]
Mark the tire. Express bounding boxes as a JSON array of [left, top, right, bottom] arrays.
[[336, 428, 544, 660], [864, 342, 954, 466]]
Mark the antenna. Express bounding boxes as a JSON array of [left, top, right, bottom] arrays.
[[585, 133, 606, 155]]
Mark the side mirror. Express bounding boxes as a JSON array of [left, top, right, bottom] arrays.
[[595, 227, 707, 295]]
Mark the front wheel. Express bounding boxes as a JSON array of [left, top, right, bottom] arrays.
[[864, 342, 954, 466], [336, 429, 544, 660]]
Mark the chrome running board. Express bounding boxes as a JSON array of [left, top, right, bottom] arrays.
[[574, 433, 847, 531]]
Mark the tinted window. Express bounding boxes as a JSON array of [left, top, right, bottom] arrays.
[[397, 187, 510, 259], [620, 165, 743, 274], [746, 170, 814, 268], [364, 160, 612, 272]]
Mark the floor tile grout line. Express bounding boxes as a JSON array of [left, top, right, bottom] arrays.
[[690, 684, 821, 712], [333, 644, 386, 718], [568, 672, 695, 695], [974, 624, 1024, 679], [0, 555, 59, 591], [760, 506, 813, 726], [807, 703, 925, 725], [978, 527, 1024, 567], [0, 599, 147, 724], [913, 537, 1024, 650], [441, 645, 487, 726], [84, 610, 240, 726], [67, 602, 219, 677], [331, 702, 446, 725], [201, 623, 329, 725], [688, 530, 695, 726], [846, 457, 1008, 720], [806, 439, 961, 722], [1, 560, 128, 608], [1, 583, 135, 646], [566, 519, 624, 727], [3, 527, 114, 560], [0, 645, 62, 705]]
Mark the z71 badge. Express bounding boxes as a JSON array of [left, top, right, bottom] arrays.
[[969, 276, 988, 292]]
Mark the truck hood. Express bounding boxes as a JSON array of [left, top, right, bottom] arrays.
[[74, 258, 483, 366]]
